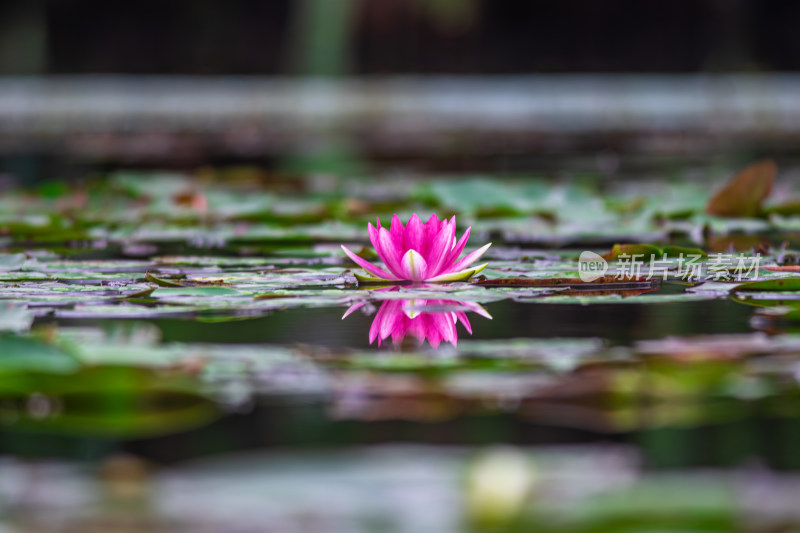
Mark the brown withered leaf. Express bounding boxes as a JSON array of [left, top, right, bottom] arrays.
[[172, 191, 208, 212], [145, 271, 187, 287], [552, 288, 658, 298], [706, 159, 776, 217], [764, 265, 800, 272], [472, 276, 655, 287], [705, 235, 770, 253]]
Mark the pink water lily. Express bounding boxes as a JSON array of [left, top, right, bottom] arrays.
[[343, 297, 492, 348], [341, 214, 491, 282]]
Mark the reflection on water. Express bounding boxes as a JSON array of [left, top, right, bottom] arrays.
[[0, 365, 219, 439], [344, 291, 492, 347]]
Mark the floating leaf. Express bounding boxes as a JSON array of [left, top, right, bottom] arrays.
[[705, 159, 776, 217], [0, 304, 34, 333], [473, 276, 656, 287], [146, 272, 187, 287], [0, 335, 80, 374], [661, 245, 707, 258], [152, 287, 242, 297], [602, 244, 663, 261], [0, 253, 26, 271], [764, 265, 800, 272], [765, 198, 800, 216], [733, 277, 800, 292], [0, 366, 219, 437]]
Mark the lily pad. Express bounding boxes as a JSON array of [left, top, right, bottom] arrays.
[[734, 277, 800, 292]]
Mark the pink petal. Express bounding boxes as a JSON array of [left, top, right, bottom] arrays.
[[400, 249, 428, 281], [426, 213, 441, 232], [368, 222, 380, 249], [390, 214, 405, 249], [441, 313, 458, 345], [376, 227, 406, 278], [451, 242, 492, 272], [427, 313, 455, 347], [380, 308, 400, 340], [404, 214, 424, 255], [456, 311, 472, 334], [406, 315, 425, 344], [392, 323, 408, 345], [341, 245, 396, 280], [425, 262, 488, 282], [423, 315, 442, 348], [444, 226, 471, 267], [342, 302, 367, 319], [367, 219, 400, 282], [423, 213, 443, 249], [369, 306, 383, 344], [371, 300, 401, 346], [423, 223, 455, 277], [435, 217, 455, 257], [463, 302, 492, 319], [369, 319, 380, 344]]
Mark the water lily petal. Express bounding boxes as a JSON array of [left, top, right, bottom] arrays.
[[383, 307, 406, 344], [390, 214, 404, 246], [367, 222, 381, 251], [423, 315, 443, 348], [445, 226, 471, 266], [404, 214, 424, 255], [428, 312, 456, 347], [464, 302, 493, 319], [425, 262, 488, 282], [424, 213, 445, 249], [342, 302, 367, 319], [376, 227, 406, 278], [452, 242, 492, 272], [371, 299, 401, 346], [400, 249, 428, 281], [369, 220, 397, 285], [455, 311, 472, 335], [369, 306, 383, 344], [424, 222, 456, 276], [341, 245, 396, 280], [443, 312, 459, 344], [425, 213, 441, 235]]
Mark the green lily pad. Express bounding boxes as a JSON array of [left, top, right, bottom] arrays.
[[734, 277, 800, 291], [153, 287, 242, 297]]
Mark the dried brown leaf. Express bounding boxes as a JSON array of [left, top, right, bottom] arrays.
[[706, 159, 776, 217]]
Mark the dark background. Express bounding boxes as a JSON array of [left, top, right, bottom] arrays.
[[2, 0, 800, 75]]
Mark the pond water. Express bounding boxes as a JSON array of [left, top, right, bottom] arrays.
[[3, 167, 800, 531]]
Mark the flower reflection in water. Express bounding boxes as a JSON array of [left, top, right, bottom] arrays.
[[344, 296, 491, 348]]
